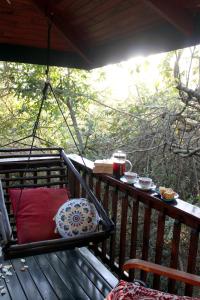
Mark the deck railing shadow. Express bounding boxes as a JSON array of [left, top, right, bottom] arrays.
[[68, 154, 200, 297]]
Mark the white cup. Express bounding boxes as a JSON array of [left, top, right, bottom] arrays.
[[124, 172, 138, 183], [139, 177, 152, 189]]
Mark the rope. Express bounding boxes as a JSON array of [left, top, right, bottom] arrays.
[[0, 135, 32, 148], [13, 80, 49, 229], [46, 21, 52, 80], [35, 135, 56, 147], [12, 21, 52, 233]]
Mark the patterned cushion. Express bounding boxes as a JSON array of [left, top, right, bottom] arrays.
[[105, 280, 199, 300], [55, 198, 100, 238]]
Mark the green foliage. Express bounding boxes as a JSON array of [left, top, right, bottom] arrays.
[[0, 63, 97, 151], [0, 46, 200, 204]]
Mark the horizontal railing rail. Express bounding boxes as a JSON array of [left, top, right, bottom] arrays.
[[68, 154, 200, 297]]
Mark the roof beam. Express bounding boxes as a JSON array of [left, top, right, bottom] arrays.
[[143, 0, 194, 36], [32, 0, 92, 68]]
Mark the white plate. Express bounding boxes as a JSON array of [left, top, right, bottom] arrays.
[[120, 177, 138, 184], [134, 182, 156, 191]]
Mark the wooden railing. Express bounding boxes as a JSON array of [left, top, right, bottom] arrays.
[[68, 154, 200, 297]]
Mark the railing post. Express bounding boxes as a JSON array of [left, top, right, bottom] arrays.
[[109, 187, 118, 268], [141, 202, 152, 282], [119, 192, 128, 273], [102, 183, 109, 258], [168, 219, 181, 294], [185, 228, 199, 296], [153, 210, 166, 290], [129, 197, 139, 281]]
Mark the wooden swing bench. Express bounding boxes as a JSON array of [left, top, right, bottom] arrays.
[[0, 147, 199, 299], [0, 147, 117, 299], [0, 147, 114, 259]]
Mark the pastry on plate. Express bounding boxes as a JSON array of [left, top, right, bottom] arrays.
[[159, 187, 176, 200], [159, 186, 166, 196]]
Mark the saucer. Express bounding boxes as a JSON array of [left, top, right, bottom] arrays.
[[120, 177, 138, 184], [134, 182, 156, 191]]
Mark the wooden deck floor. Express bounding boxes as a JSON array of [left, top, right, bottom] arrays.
[[0, 248, 118, 300]]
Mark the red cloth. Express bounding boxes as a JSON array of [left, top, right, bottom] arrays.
[[9, 187, 69, 244], [105, 280, 199, 300]]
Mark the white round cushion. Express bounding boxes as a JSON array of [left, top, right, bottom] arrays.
[[55, 198, 100, 238]]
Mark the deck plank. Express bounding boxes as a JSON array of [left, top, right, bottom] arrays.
[[35, 254, 75, 300], [79, 247, 118, 288], [0, 282, 12, 300], [0, 248, 116, 300], [3, 261, 27, 300], [64, 249, 115, 297], [46, 252, 91, 300], [11, 258, 43, 300], [25, 257, 58, 300], [57, 251, 106, 300]]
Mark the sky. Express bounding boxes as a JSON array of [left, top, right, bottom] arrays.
[[91, 52, 166, 103], [90, 45, 199, 105]]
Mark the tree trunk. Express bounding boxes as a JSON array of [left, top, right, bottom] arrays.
[[66, 98, 85, 154]]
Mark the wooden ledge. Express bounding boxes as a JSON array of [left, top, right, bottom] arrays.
[[123, 259, 200, 287]]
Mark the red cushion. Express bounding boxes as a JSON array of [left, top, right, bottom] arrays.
[[106, 280, 199, 300], [9, 187, 69, 244]]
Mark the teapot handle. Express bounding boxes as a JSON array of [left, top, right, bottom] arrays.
[[125, 160, 132, 172]]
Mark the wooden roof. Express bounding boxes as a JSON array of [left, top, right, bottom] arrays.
[[0, 0, 200, 69]]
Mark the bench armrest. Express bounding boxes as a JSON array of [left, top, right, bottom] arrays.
[[123, 259, 200, 287]]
